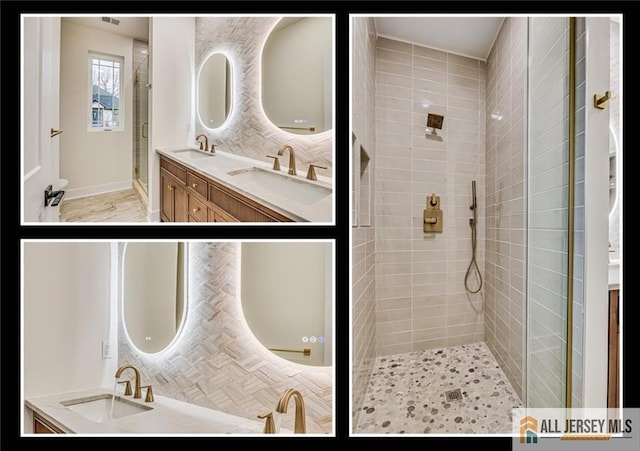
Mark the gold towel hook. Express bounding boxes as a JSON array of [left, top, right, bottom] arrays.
[[594, 91, 611, 110]]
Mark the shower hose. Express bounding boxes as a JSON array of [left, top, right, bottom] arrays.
[[464, 210, 483, 294]]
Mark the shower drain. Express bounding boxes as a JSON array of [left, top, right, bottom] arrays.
[[445, 388, 463, 401]]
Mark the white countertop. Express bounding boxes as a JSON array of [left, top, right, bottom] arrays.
[[25, 387, 293, 436], [156, 146, 333, 223]]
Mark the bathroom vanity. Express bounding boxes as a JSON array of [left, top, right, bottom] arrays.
[[26, 387, 280, 434], [157, 147, 332, 223]]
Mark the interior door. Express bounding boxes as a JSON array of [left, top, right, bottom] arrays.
[[22, 17, 61, 222]]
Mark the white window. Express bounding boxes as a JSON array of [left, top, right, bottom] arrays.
[[88, 52, 123, 131]]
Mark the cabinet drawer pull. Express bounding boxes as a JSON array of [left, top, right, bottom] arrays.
[[192, 183, 198, 188], [168, 185, 174, 191], [192, 207, 201, 213]]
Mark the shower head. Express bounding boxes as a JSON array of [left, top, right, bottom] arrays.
[[426, 113, 444, 130]]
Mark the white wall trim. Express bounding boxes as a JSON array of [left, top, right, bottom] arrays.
[[64, 180, 131, 200], [581, 17, 610, 408]]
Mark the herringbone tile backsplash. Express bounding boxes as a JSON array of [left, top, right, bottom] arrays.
[[118, 242, 333, 434], [194, 17, 333, 177]]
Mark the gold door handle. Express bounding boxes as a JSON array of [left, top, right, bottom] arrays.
[[192, 207, 200, 213], [50, 128, 63, 138], [191, 183, 198, 188]]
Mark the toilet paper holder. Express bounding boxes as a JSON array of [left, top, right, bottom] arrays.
[[44, 184, 65, 207]]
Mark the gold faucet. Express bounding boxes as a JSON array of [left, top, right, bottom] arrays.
[[195, 134, 208, 152], [277, 145, 297, 176], [275, 388, 306, 433], [115, 364, 142, 399], [257, 412, 277, 433]]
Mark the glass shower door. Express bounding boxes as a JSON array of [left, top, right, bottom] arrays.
[[133, 41, 149, 195], [526, 16, 572, 409]]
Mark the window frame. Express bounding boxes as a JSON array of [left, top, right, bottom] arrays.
[[87, 51, 124, 132]]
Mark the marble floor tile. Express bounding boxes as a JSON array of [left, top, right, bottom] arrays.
[[60, 189, 148, 223], [356, 342, 522, 434]]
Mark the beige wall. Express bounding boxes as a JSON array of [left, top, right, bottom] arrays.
[[351, 16, 377, 429], [23, 242, 116, 432], [60, 21, 133, 199]]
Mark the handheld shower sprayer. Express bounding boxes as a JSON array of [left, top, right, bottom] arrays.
[[465, 180, 483, 294], [471, 180, 477, 211]]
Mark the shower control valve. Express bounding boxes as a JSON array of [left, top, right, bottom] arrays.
[[424, 193, 443, 233]]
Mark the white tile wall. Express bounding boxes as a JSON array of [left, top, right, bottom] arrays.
[[351, 17, 377, 428], [374, 37, 486, 356], [484, 17, 527, 400]]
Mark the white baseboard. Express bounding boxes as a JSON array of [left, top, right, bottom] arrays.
[[64, 180, 131, 200]]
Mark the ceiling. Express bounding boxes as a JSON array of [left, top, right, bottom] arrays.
[[63, 17, 149, 42], [374, 16, 505, 61]]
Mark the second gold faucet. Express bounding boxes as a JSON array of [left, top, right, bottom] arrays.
[[277, 145, 296, 176], [115, 364, 153, 402]]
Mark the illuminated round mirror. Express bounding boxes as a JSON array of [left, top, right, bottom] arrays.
[[197, 52, 232, 129], [123, 242, 188, 354], [240, 242, 333, 366], [261, 17, 333, 135]]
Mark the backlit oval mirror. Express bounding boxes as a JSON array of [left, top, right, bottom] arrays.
[[123, 242, 188, 354], [261, 17, 333, 135], [197, 52, 232, 129], [240, 242, 333, 366]]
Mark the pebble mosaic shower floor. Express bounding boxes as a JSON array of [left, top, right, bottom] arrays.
[[356, 342, 522, 434]]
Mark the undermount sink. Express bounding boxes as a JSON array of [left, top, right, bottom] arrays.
[[227, 167, 331, 204], [173, 148, 215, 159], [61, 394, 152, 423]]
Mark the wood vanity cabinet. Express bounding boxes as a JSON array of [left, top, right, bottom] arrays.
[[33, 412, 64, 434], [161, 169, 188, 222], [159, 155, 292, 222]]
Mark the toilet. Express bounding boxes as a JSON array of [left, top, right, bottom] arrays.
[[54, 178, 68, 191]]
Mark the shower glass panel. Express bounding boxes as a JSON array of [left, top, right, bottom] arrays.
[[526, 17, 571, 408], [133, 40, 149, 195]]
